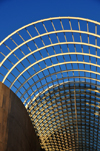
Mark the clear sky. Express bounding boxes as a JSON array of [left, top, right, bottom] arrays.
[[0, 0, 100, 42]]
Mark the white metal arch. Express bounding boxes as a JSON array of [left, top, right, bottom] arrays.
[[1, 17, 100, 150]]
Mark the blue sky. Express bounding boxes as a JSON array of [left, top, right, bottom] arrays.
[[0, 1, 100, 149], [0, 0, 100, 41]]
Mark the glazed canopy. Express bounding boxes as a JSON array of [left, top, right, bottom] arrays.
[[1, 17, 100, 150]]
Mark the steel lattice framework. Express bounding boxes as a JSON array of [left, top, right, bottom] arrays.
[[1, 17, 100, 150]]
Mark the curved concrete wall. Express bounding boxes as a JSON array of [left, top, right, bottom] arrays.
[[0, 82, 41, 151]]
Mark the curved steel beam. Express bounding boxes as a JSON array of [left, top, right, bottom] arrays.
[[8, 60, 100, 90], [1, 16, 100, 45], [1, 17, 100, 150], [1, 38, 100, 68], [23, 74, 100, 105]]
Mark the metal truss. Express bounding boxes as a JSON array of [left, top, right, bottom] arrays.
[[1, 17, 100, 150]]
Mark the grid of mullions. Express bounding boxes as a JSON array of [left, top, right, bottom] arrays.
[[1, 17, 100, 150], [28, 82, 100, 150]]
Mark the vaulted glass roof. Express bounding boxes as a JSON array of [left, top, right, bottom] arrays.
[[0, 17, 100, 150]]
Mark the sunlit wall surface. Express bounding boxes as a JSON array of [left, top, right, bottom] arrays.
[[1, 17, 100, 150]]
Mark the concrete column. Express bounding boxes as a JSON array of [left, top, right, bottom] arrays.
[[0, 82, 41, 151]]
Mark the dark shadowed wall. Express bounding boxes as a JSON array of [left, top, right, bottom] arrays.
[[0, 82, 41, 151]]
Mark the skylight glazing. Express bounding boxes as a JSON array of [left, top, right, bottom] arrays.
[[0, 17, 100, 150]]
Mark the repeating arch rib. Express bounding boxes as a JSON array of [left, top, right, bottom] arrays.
[[1, 17, 100, 151]]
